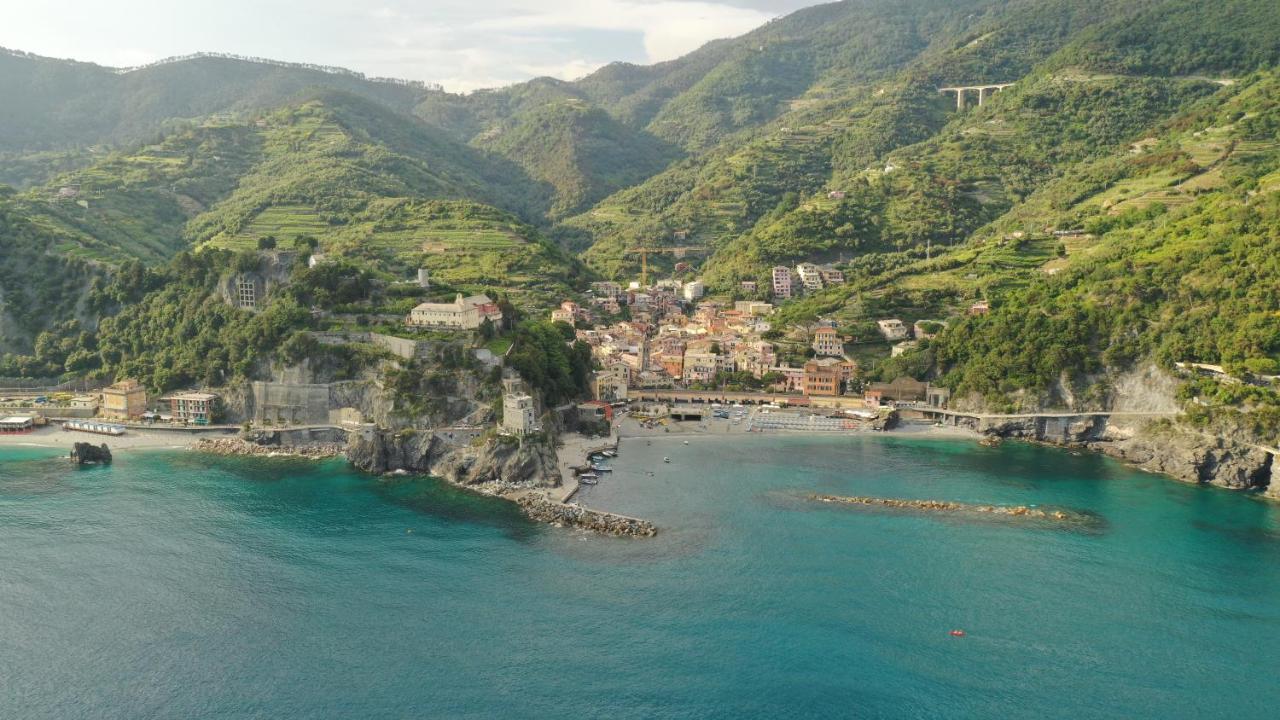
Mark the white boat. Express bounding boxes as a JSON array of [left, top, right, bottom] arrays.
[[579, 475, 599, 485], [663, 457, 671, 463], [602, 450, 617, 458], [591, 465, 613, 472], [683, 440, 690, 445]]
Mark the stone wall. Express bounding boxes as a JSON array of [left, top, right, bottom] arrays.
[[251, 381, 331, 425], [310, 331, 431, 361]]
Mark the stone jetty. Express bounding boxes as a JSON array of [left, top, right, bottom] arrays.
[[516, 494, 657, 537], [192, 437, 345, 460], [810, 493, 1076, 521]]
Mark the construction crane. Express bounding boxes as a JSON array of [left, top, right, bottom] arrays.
[[628, 246, 706, 287]]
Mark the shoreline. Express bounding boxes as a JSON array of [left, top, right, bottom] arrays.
[[0, 427, 207, 452], [612, 412, 982, 442]]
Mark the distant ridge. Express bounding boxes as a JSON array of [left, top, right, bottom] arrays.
[[0, 46, 442, 90]]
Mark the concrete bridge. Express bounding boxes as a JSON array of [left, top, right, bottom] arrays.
[[938, 83, 1015, 110]]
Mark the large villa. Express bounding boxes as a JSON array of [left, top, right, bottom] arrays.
[[406, 293, 503, 330]]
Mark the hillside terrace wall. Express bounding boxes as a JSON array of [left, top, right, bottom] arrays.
[[309, 331, 431, 360]]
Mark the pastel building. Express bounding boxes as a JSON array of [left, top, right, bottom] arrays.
[[772, 266, 793, 299], [101, 379, 147, 420], [407, 294, 503, 330]]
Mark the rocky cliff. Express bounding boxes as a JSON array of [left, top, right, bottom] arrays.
[[965, 414, 1275, 494], [347, 430, 560, 492]]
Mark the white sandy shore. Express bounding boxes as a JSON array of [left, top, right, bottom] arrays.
[[0, 426, 232, 452]]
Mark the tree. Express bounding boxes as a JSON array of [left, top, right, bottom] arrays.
[[257, 235, 277, 250]]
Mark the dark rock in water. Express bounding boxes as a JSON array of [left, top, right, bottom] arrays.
[[71, 442, 112, 465]]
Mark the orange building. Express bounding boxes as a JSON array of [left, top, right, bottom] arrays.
[[803, 358, 855, 396], [101, 379, 147, 420]]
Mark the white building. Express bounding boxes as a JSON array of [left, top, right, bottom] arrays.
[[592, 368, 629, 402], [795, 263, 824, 291], [682, 280, 705, 302], [682, 350, 719, 383], [407, 294, 502, 330], [591, 281, 622, 298], [877, 319, 910, 342], [501, 392, 538, 436], [772, 266, 793, 299], [812, 326, 843, 356]]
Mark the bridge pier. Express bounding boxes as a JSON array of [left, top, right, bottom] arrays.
[[939, 83, 1014, 111]]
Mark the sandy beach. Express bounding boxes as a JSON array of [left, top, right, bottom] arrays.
[[0, 425, 235, 453], [613, 407, 980, 442]]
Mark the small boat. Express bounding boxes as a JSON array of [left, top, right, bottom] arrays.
[[591, 464, 613, 472], [602, 450, 617, 458], [663, 457, 671, 463], [683, 440, 690, 445], [579, 475, 599, 485]]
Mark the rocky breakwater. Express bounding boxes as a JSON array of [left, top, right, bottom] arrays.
[[517, 494, 657, 537], [809, 493, 1093, 525], [193, 437, 345, 459]]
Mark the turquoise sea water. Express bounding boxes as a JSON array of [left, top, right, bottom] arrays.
[[2, 436, 1279, 719]]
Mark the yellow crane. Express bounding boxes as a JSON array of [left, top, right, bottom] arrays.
[[628, 246, 704, 287]]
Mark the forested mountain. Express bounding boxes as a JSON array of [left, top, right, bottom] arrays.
[[0, 48, 432, 154], [1, 0, 1279, 435]]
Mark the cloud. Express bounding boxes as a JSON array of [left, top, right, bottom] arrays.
[[355, 0, 777, 89], [0, 0, 790, 92], [463, 1, 776, 62]]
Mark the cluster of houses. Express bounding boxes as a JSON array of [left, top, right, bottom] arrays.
[[560, 273, 992, 410], [571, 293, 874, 401], [770, 263, 845, 299], [576, 278, 707, 323], [1, 379, 223, 429]]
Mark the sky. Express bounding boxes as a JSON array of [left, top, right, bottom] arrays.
[[0, 0, 824, 92]]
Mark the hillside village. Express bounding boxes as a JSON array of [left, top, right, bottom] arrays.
[[1, 253, 959, 439]]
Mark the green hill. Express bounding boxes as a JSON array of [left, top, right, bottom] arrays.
[[473, 100, 679, 219], [2, 0, 1280, 421], [0, 48, 437, 153]]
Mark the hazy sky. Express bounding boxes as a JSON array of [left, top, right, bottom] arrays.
[[0, 0, 824, 92]]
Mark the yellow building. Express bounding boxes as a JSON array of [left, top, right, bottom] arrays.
[[101, 379, 147, 420]]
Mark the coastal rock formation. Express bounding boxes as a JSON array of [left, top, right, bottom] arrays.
[[192, 437, 344, 459], [964, 415, 1275, 493], [1267, 463, 1280, 500], [347, 430, 559, 491], [516, 495, 657, 537], [70, 442, 112, 465]]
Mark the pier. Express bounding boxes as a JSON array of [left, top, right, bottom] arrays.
[[553, 434, 619, 503]]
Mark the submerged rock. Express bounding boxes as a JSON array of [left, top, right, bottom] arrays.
[[809, 493, 1083, 523]]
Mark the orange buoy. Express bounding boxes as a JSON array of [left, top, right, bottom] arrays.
[[949, 629, 966, 637]]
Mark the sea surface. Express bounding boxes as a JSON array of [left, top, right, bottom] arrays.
[[2, 436, 1279, 719]]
